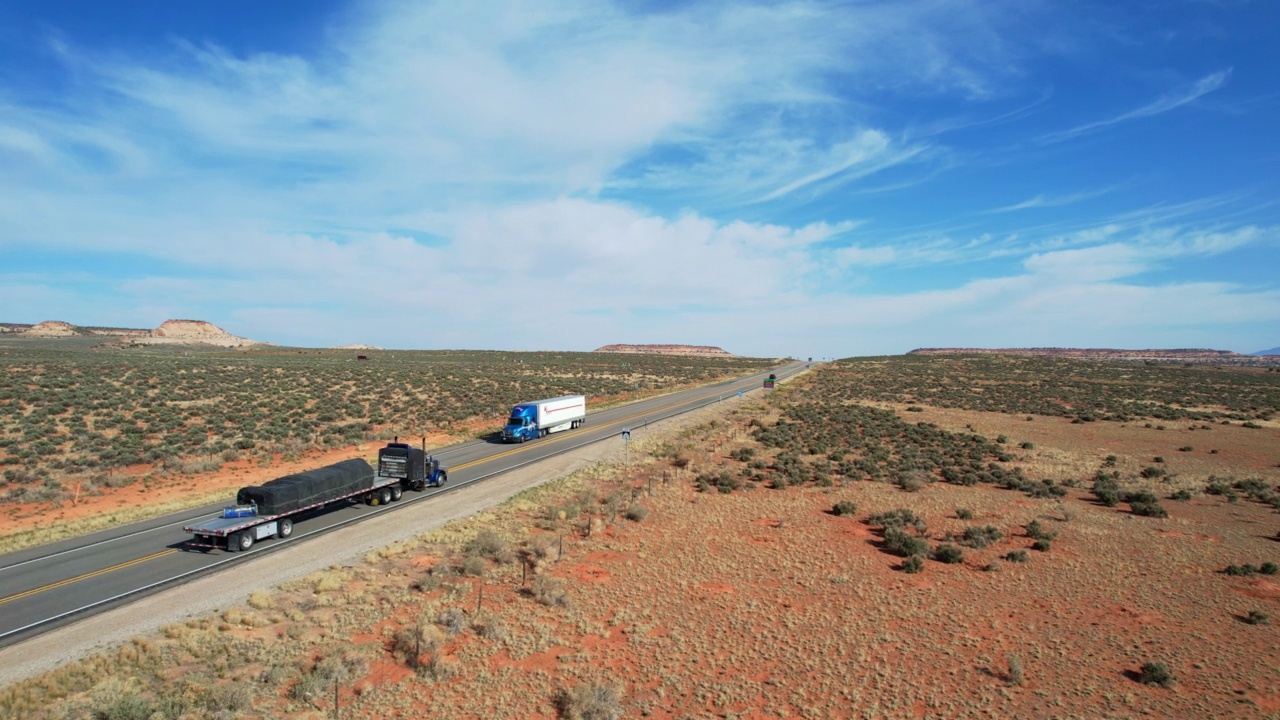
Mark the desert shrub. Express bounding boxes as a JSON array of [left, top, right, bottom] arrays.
[[1138, 661, 1174, 688], [1031, 539, 1051, 552], [729, 447, 756, 462], [437, 607, 470, 636], [955, 508, 973, 520], [884, 527, 929, 558], [1007, 655, 1024, 686], [1263, 562, 1280, 575], [89, 679, 154, 720], [1025, 520, 1056, 541], [1019, 441, 1034, 450], [206, 683, 254, 714], [1128, 494, 1169, 518], [901, 555, 924, 574], [1242, 421, 1262, 429], [896, 469, 931, 492], [831, 500, 858, 517], [696, 470, 740, 494], [1246, 610, 1270, 625], [461, 554, 487, 577], [961, 525, 1003, 549], [1025, 480, 1068, 498], [1178, 446, 1193, 452], [1092, 472, 1122, 506], [466, 530, 511, 560], [531, 575, 569, 607], [1169, 489, 1193, 501], [1225, 564, 1260, 576], [556, 682, 624, 720], [1205, 477, 1232, 495], [1004, 549, 1028, 563], [624, 504, 649, 522], [866, 508, 920, 529], [1140, 466, 1166, 479], [932, 543, 964, 564]]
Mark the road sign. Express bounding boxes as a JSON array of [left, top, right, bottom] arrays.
[[622, 429, 631, 441]]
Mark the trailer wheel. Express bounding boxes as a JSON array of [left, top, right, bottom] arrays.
[[277, 518, 293, 539], [235, 532, 254, 552], [391, 485, 403, 501], [378, 487, 393, 505]]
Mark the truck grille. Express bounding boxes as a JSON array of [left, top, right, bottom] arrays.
[[379, 457, 407, 477]]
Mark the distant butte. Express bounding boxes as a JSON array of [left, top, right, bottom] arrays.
[[595, 344, 734, 357], [140, 319, 256, 347], [0, 319, 257, 347], [908, 347, 1277, 367]]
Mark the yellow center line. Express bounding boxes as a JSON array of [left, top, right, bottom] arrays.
[[0, 548, 178, 605]]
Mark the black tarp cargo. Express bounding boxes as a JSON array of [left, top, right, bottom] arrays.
[[236, 458, 374, 515]]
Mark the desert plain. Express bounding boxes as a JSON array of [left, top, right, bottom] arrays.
[[0, 349, 1278, 719]]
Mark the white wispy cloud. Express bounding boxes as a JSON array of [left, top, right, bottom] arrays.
[[1037, 68, 1233, 144], [984, 184, 1121, 213], [1, 2, 1274, 358]]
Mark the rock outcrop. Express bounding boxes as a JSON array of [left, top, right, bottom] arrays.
[[908, 347, 1277, 367], [595, 344, 734, 357], [137, 320, 256, 347], [23, 321, 78, 337]]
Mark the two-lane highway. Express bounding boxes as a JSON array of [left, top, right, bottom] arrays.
[[0, 361, 807, 647]]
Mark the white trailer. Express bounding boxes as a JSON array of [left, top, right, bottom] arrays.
[[501, 394, 587, 442]]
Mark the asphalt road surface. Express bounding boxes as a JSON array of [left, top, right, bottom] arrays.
[[0, 361, 806, 648]]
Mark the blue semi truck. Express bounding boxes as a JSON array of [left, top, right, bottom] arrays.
[[501, 395, 586, 443]]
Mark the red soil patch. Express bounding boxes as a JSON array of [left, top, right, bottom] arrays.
[[565, 564, 612, 583]]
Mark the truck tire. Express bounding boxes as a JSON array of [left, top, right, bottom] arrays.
[[391, 485, 403, 501], [277, 518, 293, 539], [378, 487, 393, 505], [235, 532, 254, 552], [439, 472, 447, 485]]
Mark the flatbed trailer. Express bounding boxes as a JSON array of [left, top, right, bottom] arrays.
[[184, 463, 409, 552]]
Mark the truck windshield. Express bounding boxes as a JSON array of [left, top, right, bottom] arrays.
[[507, 416, 525, 426]]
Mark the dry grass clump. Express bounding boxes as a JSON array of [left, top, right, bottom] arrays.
[[246, 589, 276, 610], [530, 574, 570, 607], [556, 681, 624, 720]]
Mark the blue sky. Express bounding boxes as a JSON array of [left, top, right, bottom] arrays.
[[2, 0, 1277, 357]]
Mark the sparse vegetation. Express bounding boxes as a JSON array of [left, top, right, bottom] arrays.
[[831, 500, 858, 516], [1138, 661, 1175, 688], [556, 682, 624, 720], [932, 543, 964, 564], [960, 525, 1003, 549], [883, 527, 929, 558]]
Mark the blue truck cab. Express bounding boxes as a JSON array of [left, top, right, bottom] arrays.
[[502, 404, 539, 443]]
